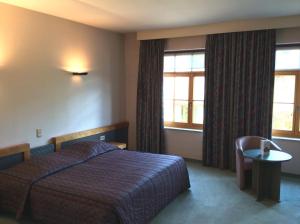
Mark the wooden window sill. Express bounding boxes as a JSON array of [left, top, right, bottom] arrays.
[[164, 126, 203, 133], [272, 136, 300, 142]]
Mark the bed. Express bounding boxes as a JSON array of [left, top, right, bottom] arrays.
[[0, 129, 190, 224]]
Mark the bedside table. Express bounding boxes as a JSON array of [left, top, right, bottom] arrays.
[[108, 142, 127, 149]]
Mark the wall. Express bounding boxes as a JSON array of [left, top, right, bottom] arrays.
[[124, 33, 139, 149], [0, 3, 125, 148], [273, 139, 300, 175], [166, 35, 206, 51], [274, 27, 300, 44], [125, 27, 300, 175], [137, 15, 300, 40], [164, 129, 202, 159]]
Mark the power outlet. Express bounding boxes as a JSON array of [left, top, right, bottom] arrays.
[[100, 135, 105, 141], [36, 128, 42, 138]]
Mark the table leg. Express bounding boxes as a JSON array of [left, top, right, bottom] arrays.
[[269, 162, 281, 202], [252, 160, 261, 199], [252, 161, 281, 202]]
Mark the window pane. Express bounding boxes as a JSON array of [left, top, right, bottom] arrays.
[[174, 77, 189, 100], [193, 101, 204, 124], [174, 100, 188, 123], [175, 54, 192, 72], [164, 100, 174, 122], [273, 75, 295, 103], [163, 77, 174, 99], [192, 53, 205, 71], [272, 103, 294, 131], [164, 55, 175, 72], [275, 49, 300, 70], [193, 76, 205, 100]]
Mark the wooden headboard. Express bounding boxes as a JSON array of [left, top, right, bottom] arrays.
[[52, 121, 129, 152], [0, 143, 31, 161]]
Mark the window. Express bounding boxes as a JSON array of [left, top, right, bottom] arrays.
[[163, 51, 205, 129], [272, 47, 300, 137], [163, 47, 300, 135]]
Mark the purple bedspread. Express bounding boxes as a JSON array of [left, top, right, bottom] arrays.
[[0, 141, 190, 224]]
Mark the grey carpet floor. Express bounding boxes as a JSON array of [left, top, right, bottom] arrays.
[[152, 161, 300, 224], [0, 161, 299, 224]]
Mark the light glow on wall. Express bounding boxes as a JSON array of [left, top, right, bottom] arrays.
[[0, 51, 4, 66], [0, 41, 8, 66], [71, 75, 82, 84], [0, 25, 11, 67], [62, 50, 90, 74]]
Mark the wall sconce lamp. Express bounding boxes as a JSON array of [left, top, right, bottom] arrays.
[[72, 72, 88, 76]]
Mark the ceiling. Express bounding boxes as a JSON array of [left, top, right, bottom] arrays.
[[1, 0, 300, 33]]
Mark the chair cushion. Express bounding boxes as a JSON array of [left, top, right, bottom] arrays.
[[243, 158, 253, 170]]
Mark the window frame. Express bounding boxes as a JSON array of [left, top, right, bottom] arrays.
[[272, 70, 300, 138], [272, 44, 300, 138], [163, 50, 205, 130]]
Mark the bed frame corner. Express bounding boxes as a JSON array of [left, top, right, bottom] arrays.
[[52, 121, 129, 152], [0, 143, 31, 161]]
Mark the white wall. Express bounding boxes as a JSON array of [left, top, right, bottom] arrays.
[[0, 3, 125, 148], [277, 27, 300, 44], [137, 15, 300, 40], [273, 139, 300, 174], [166, 35, 206, 51], [125, 27, 300, 175], [124, 33, 139, 149], [165, 129, 203, 159]]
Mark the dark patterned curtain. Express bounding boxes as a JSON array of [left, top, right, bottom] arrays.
[[136, 39, 165, 153], [203, 30, 276, 169]]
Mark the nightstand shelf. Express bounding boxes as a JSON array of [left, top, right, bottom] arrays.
[[108, 142, 127, 149]]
